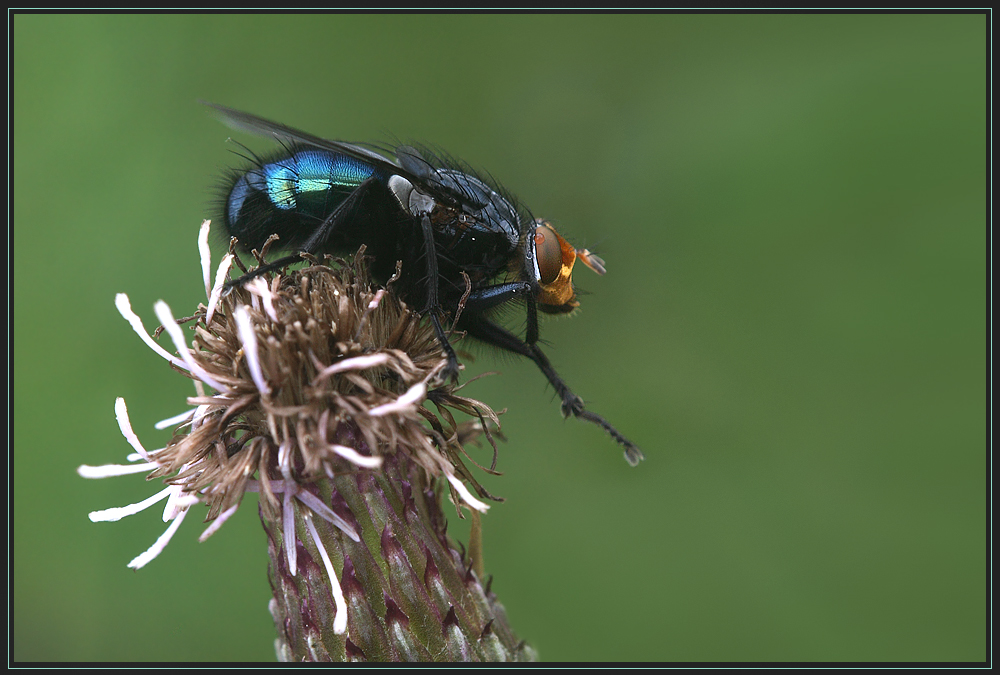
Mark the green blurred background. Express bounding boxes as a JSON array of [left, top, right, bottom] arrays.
[[13, 14, 986, 662]]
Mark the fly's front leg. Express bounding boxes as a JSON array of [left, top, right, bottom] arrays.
[[520, 292, 579, 418], [525, 341, 645, 466], [461, 311, 644, 466], [463, 281, 592, 415]]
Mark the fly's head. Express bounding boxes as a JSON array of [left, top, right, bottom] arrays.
[[529, 219, 606, 315]]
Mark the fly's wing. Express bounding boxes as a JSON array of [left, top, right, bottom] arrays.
[[204, 102, 466, 208], [205, 102, 396, 167]]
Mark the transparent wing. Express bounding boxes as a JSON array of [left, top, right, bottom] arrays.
[[204, 101, 405, 171], [204, 102, 470, 208]]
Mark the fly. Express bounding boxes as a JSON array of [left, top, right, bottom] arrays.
[[207, 103, 643, 466]]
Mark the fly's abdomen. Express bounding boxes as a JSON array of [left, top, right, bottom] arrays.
[[224, 149, 383, 252]]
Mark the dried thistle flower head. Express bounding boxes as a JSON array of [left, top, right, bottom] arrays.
[[80, 221, 534, 661]]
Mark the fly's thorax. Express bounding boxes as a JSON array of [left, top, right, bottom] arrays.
[[432, 169, 521, 250], [389, 170, 521, 275]]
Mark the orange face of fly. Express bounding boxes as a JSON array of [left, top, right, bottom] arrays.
[[532, 220, 606, 314]]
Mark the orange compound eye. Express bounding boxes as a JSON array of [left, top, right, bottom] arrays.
[[534, 223, 564, 284]]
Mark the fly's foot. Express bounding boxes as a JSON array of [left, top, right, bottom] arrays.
[[438, 352, 462, 385], [560, 392, 644, 466], [560, 393, 586, 419]]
